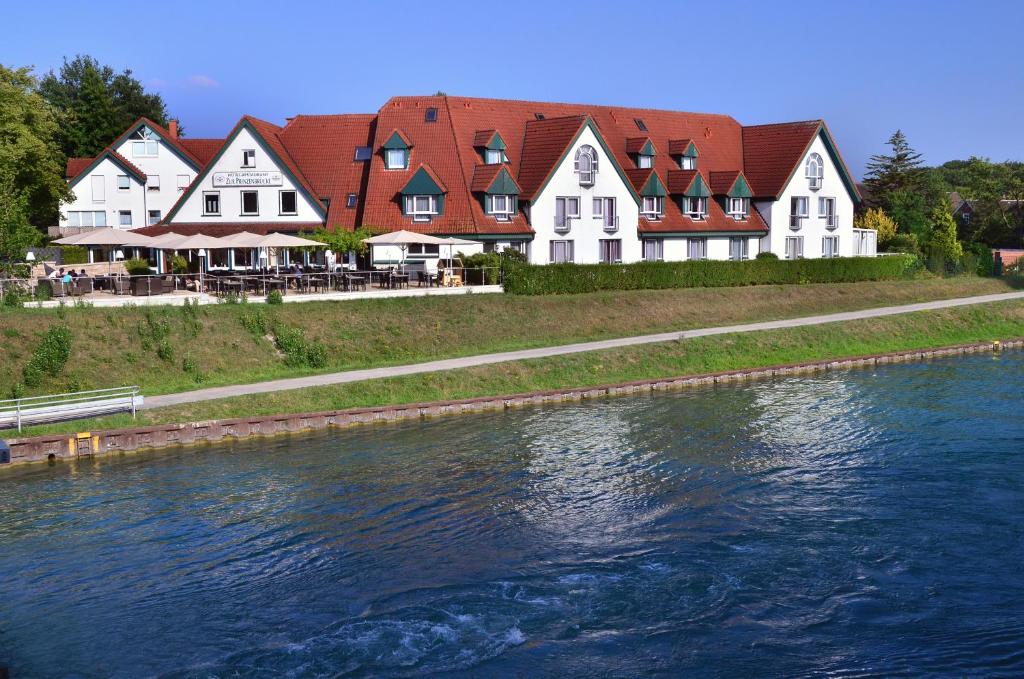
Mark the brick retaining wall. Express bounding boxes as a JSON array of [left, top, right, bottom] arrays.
[[3, 339, 1021, 467]]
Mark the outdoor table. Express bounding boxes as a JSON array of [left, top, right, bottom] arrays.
[[344, 274, 367, 292], [390, 273, 410, 289]]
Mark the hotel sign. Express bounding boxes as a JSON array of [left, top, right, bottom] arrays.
[[212, 171, 283, 187]]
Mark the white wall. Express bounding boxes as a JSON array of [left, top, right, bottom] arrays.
[[113, 132, 197, 221], [59, 157, 147, 229], [765, 133, 857, 258], [170, 127, 322, 224], [371, 242, 485, 272], [644, 235, 760, 261], [530, 126, 641, 265]]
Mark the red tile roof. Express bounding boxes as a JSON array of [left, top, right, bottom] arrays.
[[667, 138, 696, 155], [709, 170, 744, 195], [66, 157, 93, 179], [624, 167, 655, 194], [279, 114, 376, 230], [517, 115, 588, 199], [178, 138, 224, 166], [624, 136, 654, 154], [741, 121, 821, 199], [136, 222, 322, 237], [666, 169, 699, 195], [472, 129, 498, 146]]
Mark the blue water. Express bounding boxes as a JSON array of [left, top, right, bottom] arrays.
[[2, 353, 1024, 677]]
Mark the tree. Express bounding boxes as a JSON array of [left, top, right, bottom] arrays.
[[0, 64, 71, 227], [854, 208, 898, 248], [303, 226, 375, 256], [864, 130, 924, 197], [926, 204, 963, 272], [39, 55, 171, 158], [0, 171, 41, 276]]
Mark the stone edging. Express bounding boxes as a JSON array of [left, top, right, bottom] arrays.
[[3, 338, 1021, 467]]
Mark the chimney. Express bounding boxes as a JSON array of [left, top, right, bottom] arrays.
[[168, 119, 179, 139]]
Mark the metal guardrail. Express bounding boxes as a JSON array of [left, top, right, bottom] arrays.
[[0, 386, 142, 432]]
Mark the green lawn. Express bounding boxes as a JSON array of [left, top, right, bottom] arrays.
[[11, 299, 1024, 439], [0, 276, 1016, 401]]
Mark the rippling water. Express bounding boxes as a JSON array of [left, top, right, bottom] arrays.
[[2, 353, 1024, 677]]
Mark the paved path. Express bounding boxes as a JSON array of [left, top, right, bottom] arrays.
[[142, 291, 1024, 409]]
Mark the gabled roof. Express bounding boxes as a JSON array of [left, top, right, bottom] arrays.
[[668, 139, 699, 157], [742, 120, 861, 202], [625, 168, 666, 197], [66, 157, 94, 180], [517, 115, 588, 198], [472, 129, 506, 149], [625, 136, 656, 155], [471, 164, 521, 194], [66, 148, 147, 189], [164, 116, 326, 223], [178, 138, 224, 166], [381, 129, 413, 150], [709, 170, 754, 197], [111, 117, 203, 170], [400, 164, 447, 195]]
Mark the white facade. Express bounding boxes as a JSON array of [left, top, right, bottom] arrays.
[[759, 133, 863, 259], [60, 157, 148, 230], [169, 127, 321, 224], [528, 126, 641, 265], [112, 129, 196, 223]]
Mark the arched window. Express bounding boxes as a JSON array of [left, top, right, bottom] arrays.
[[806, 153, 823, 190], [574, 145, 598, 185]]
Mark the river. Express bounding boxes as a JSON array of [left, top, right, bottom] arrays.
[[2, 353, 1023, 677]]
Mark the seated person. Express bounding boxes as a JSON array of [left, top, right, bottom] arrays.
[[60, 269, 72, 285]]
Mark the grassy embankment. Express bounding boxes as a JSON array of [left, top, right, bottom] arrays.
[[0, 276, 1015, 402], [8, 290, 1024, 438]]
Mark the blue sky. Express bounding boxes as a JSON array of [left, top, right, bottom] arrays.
[[7, 0, 1022, 177]]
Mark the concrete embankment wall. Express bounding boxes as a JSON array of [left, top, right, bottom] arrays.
[[3, 339, 1020, 467]]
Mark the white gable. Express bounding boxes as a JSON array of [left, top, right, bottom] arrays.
[[60, 157, 147, 229], [169, 126, 322, 224], [112, 125, 198, 218]]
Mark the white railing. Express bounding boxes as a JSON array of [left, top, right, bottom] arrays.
[[603, 216, 620, 232], [554, 216, 574, 232], [789, 215, 805, 229], [0, 386, 142, 432], [826, 213, 839, 229]]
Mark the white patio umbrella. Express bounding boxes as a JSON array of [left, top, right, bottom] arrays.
[[363, 230, 447, 269], [436, 236, 478, 260], [219, 231, 267, 247], [147, 231, 185, 247], [255, 232, 322, 272], [51, 230, 92, 245], [53, 228, 154, 246]]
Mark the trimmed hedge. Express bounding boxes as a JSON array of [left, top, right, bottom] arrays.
[[503, 255, 918, 295], [60, 245, 89, 265]]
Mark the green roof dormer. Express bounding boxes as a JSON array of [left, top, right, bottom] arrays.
[[684, 173, 710, 198], [382, 130, 412, 150], [485, 166, 520, 195], [727, 174, 752, 199], [640, 172, 667, 198]]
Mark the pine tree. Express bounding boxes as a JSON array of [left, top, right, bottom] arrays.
[[864, 130, 924, 196]]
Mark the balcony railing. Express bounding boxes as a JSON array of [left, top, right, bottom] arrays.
[[825, 213, 838, 229], [789, 215, 806, 229], [602, 215, 620, 232], [554, 215, 574, 232]]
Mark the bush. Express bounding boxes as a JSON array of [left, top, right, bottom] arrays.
[[60, 245, 89, 265], [124, 258, 152, 275], [272, 322, 328, 368], [239, 307, 270, 335], [502, 255, 918, 295], [965, 242, 994, 277], [169, 255, 189, 274], [886, 232, 921, 256], [2, 286, 25, 308], [460, 251, 502, 284], [23, 326, 72, 387], [267, 289, 284, 305], [755, 252, 779, 260]]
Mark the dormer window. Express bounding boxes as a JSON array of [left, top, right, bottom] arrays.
[[637, 154, 653, 169], [680, 156, 696, 170], [130, 126, 158, 157], [242, 149, 256, 167], [405, 195, 439, 222], [487, 194, 515, 221], [684, 197, 708, 220], [484, 148, 507, 165], [641, 196, 664, 219], [424, 107, 438, 123], [806, 153, 823, 190], [727, 197, 749, 220], [574, 145, 598, 186], [386, 148, 408, 169]]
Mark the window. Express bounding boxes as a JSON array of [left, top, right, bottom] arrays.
[[790, 196, 809, 228], [729, 237, 749, 261], [680, 155, 696, 170], [242, 149, 256, 167], [405, 195, 438, 221], [806, 153, 823, 190], [593, 197, 616, 229], [643, 239, 664, 261], [641, 196, 664, 219], [407, 243, 440, 256], [148, 210, 161, 226], [574, 145, 598, 185], [727, 197, 749, 220], [555, 196, 579, 230], [634, 118, 648, 132], [177, 174, 190, 191], [484, 148, 507, 165], [147, 175, 160, 192], [684, 196, 707, 220], [279, 190, 297, 215], [818, 197, 837, 228], [488, 194, 514, 220], [785, 235, 804, 260], [354, 146, 372, 161], [132, 141, 158, 157], [599, 239, 622, 264], [203, 191, 221, 216], [534, 112, 545, 120], [637, 154, 653, 169], [822, 235, 839, 258], [346, 193, 358, 208], [118, 210, 132, 227], [385, 148, 407, 169], [549, 240, 573, 263], [241, 190, 259, 215], [67, 211, 106, 227], [91, 175, 105, 202], [425, 107, 438, 122], [117, 175, 130, 191], [688, 237, 707, 260]]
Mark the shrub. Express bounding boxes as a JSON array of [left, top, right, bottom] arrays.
[[460, 251, 502, 284], [60, 245, 89, 265], [965, 242, 994, 277], [124, 258, 152, 276], [854, 208, 898, 248], [755, 252, 779, 260], [239, 307, 270, 335], [267, 289, 284, 305], [271, 321, 328, 368], [2, 287, 25, 308], [169, 255, 189, 274], [886, 232, 921, 256], [156, 339, 175, 362], [23, 326, 72, 387], [502, 255, 917, 295]]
